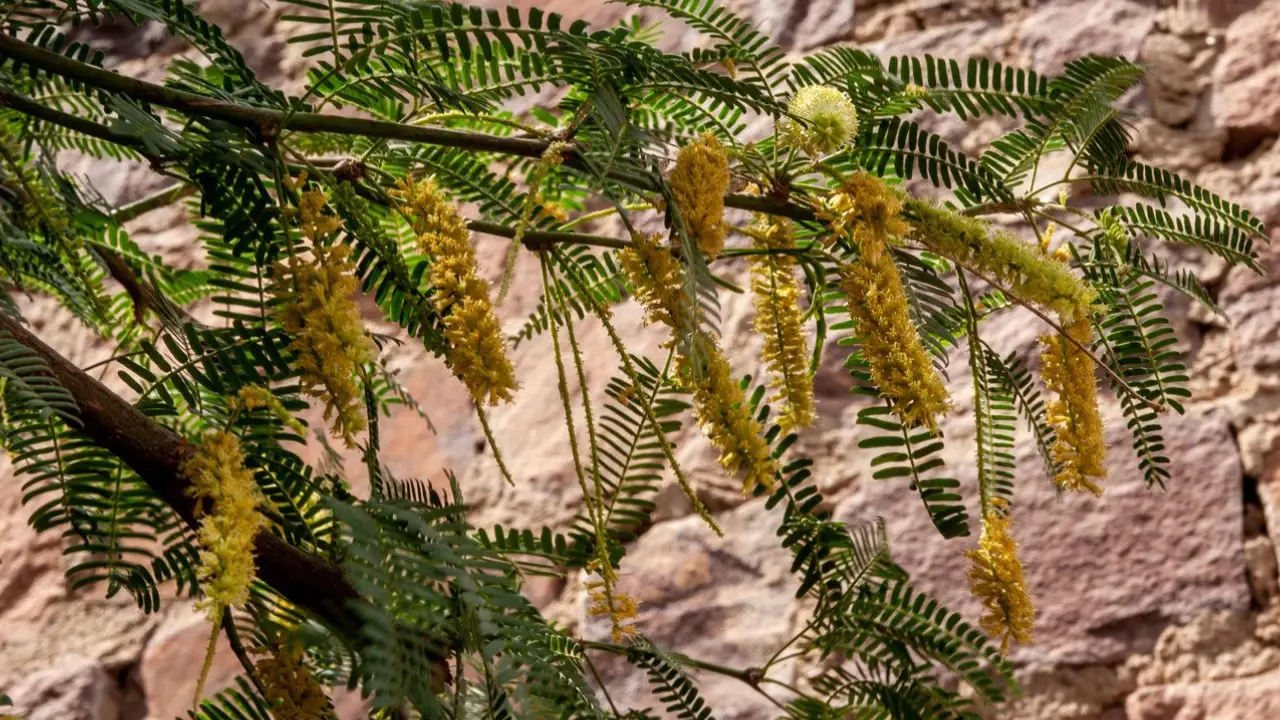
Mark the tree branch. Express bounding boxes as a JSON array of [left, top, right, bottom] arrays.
[[0, 86, 147, 152], [0, 311, 370, 639], [0, 34, 817, 223]]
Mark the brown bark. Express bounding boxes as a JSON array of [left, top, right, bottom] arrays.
[[0, 310, 365, 637]]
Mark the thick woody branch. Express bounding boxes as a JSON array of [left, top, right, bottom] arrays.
[[0, 311, 366, 638]]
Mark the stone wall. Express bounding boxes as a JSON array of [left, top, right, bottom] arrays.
[[6, 0, 1280, 718]]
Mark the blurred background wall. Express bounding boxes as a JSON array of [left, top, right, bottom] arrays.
[[6, 0, 1280, 718]]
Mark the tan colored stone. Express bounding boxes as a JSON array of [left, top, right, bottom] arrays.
[[1139, 30, 1216, 128], [1130, 120, 1227, 173], [839, 411, 1248, 667], [1126, 610, 1280, 687], [137, 605, 244, 720], [582, 500, 799, 719], [1128, 669, 1280, 720], [0, 601, 160, 689], [1019, 0, 1156, 73], [988, 664, 1133, 720], [1246, 535, 1280, 606], [4, 657, 120, 720], [1212, 0, 1280, 135]]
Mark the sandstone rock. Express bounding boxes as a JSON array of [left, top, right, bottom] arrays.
[[1130, 120, 1228, 177], [1125, 610, 1280, 687], [0, 431, 161, 692], [0, 451, 68, 632], [865, 20, 1009, 61], [1212, 0, 1280, 137], [4, 657, 120, 720], [1206, 0, 1264, 27], [1246, 535, 1280, 606], [1019, 0, 1155, 73], [1139, 29, 1217, 128], [838, 411, 1248, 666], [1127, 669, 1280, 720], [137, 605, 244, 720], [1220, 272, 1280, 374], [771, 0, 859, 51], [989, 664, 1133, 720], [581, 501, 800, 719], [0, 601, 159, 689]]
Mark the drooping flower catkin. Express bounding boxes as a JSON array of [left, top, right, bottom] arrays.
[[827, 175, 950, 430], [966, 503, 1035, 653], [392, 176, 519, 406], [619, 233, 687, 339], [1039, 315, 1106, 495], [819, 173, 911, 246], [254, 635, 331, 720], [669, 134, 731, 259], [273, 184, 376, 447], [905, 198, 1097, 321], [786, 85, 860, 155], [620, 236, 777, 492], [183, 430, 267, 705], [232, 385, 305, 434], [748, 218, 815, 432], [184, 431, 266, 618], [680, 337, 779, 493]]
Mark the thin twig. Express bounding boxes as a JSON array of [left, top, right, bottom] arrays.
[[110, 183, 196, 223], [579, 639, 795, 712], [221, 612, 269, 698], [466, 219, 629, 249], [582, 650, 622, 717]]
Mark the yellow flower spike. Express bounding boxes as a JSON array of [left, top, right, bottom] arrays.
[[680, 337, 778, 493], [839, 243, 950, 430], [1040, 223, 1057, 253], [817, 173, 910, 247], [296, 189, 343, 240], [272, 238, 375, 448], [903, 83, 930, 99], [966, 503, 1035, 653], [253, 635, 330, 720], [669, 133, 731, 259], [827, 178, 949, 430], [1039, 314, 1107, 495], [391, 176, 519, 406], [620, 233, 687, 339], [184, 430, 266, 617], [621, 234, 775, 492], [182, 430, 267, 707], [786, 85, 860, 155], [905, 198, 1097, 321], [748, 218, 815, 432]]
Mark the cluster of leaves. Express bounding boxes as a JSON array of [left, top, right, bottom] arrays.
[[0, 0, 1266, 717]]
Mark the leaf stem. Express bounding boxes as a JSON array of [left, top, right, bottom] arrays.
[[578, 638, 796, 711]]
